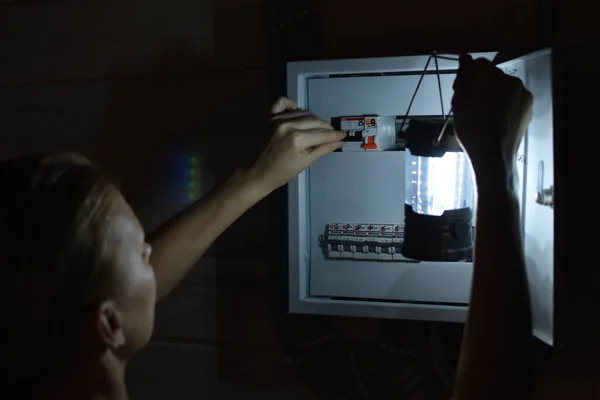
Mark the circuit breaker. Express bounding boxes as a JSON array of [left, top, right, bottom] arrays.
[[332, 115, 396, 151], [324, 223, 413, 261]]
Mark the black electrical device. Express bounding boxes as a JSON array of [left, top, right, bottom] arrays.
[[401, 118, 474, 262], [402, 205, 473, 262]]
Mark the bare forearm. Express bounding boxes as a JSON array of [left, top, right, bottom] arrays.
[[455, 163, 533, 399], [147, 169, 270, 301]]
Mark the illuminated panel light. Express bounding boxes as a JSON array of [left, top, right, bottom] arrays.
[[423, 152, 465, 216]]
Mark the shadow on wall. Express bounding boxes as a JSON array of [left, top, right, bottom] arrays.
[[94, 44, 218, 232]]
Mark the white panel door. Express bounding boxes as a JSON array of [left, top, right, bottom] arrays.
[[499, 49, 554, 345]]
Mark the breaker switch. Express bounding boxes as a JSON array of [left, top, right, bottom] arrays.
[[324, 222, 416, 262], [331, 115, 396, 152], [363, 135, 378, 150]]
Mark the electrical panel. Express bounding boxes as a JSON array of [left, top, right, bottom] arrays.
[[287, 49, 555, 346]]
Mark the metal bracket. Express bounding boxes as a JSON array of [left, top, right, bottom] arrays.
[[534, 161, 554, 208]]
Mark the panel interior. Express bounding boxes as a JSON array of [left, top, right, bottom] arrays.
[[306, 72, 473, 303]]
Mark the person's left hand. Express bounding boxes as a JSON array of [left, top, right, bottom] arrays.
[[249, 97, 346, 193]]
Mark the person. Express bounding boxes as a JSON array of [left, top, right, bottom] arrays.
[[0, 54, 533, 400], [451, 54, 534, 400], [0, 98, 345, 399]]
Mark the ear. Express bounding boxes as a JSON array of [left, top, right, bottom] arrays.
[[96, 301, 126, 349]]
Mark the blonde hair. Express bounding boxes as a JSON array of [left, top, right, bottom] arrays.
[[0, 153, 117, 385]]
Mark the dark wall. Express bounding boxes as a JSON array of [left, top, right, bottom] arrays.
[[2, 0, 596, 398]]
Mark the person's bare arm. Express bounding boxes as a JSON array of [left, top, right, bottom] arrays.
[[452, 55, 534, 400], [454, 163, 533, 400], [147, 169, 268, 301], [147, 98, 345, 301]]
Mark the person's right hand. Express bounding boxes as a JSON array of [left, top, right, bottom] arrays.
[[248, 97, 346, 194], [452, 54, 533, 175]]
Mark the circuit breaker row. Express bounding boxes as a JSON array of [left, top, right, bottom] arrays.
[[325, 223, 415, 262]]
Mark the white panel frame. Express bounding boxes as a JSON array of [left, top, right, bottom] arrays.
[[288, 50, 555, 344], [287, 52, 495, 322]]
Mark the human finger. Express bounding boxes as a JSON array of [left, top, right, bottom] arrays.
[[307, 141, 346, 161], [294, 129, 346, 149], [270, 97, 298, 114], [453, 53, 474, 92], [271, 110, 313, 121], [279, 118, 334, 134]]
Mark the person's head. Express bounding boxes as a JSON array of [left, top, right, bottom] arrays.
[[0, 153, 156, 386]]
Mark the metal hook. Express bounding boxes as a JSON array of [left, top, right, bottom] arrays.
[[400, 54, 433, 132], [401, 51, 456, 147], [434, 52, 445, 118], [433, 110, 453, 146], [432, 51, 453, 146], [433, 51, 512, 146]]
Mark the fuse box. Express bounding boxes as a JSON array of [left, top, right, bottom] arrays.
[[287, 49, 555, 345]]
